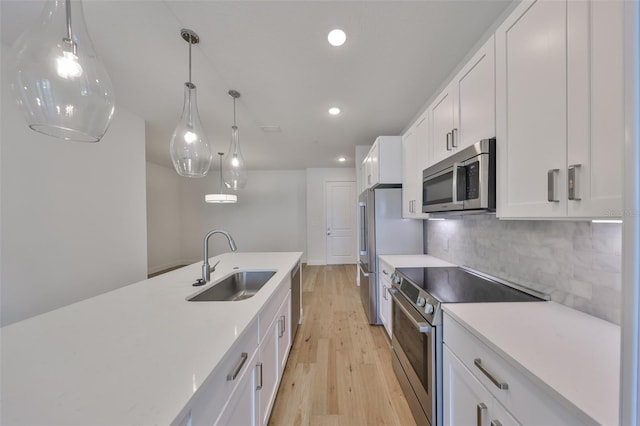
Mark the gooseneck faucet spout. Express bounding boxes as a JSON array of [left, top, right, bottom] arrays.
[[202, 230, 237, 282]]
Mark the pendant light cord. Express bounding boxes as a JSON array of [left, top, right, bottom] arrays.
[[64, 0, 77, 54], [233, 96, 237, 127], [188, 36, 192, 84], [65, 0, 72, 39], [218, 153, 225, 192]]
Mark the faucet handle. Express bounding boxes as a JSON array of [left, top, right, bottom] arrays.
[[209, 260, 221, 273]]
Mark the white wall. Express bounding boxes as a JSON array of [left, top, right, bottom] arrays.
[[0, 46, 148, 326], [179, 170, 307, 264], [146, 162, 182, 274], [306, 168, 357, 265]]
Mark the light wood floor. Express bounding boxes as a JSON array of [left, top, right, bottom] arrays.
[[268, 264, 417, 426]]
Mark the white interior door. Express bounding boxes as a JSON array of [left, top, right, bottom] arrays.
[[325, 181, 357, 265]]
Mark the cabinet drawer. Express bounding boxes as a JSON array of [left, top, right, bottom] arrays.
[[379, 260, 394, 284], [259, 275, 290, 342], [189, 317, 259, 425], [443, 312, 578, 425]]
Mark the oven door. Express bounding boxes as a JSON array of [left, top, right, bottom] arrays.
[[390, 290, 436, 425]]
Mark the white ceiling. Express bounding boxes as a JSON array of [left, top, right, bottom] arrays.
[[1, 0, 512, 170]]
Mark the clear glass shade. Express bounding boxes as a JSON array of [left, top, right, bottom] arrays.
[[10, 0, 115, 142], [170, 82, 212, 177], [223, 126, 248, 189]]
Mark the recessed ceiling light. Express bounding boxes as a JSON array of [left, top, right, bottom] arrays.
[[337, 156, 347, 162], [328, 107, 341, 115], [328, 29, 346, 47]]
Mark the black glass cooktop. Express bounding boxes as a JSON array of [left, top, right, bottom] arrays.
[[396, 267, 543, 303]]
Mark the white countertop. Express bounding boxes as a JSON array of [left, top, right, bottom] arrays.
[[444, 302, 620, 426], [0, 252, 302, 425], [378, 254, 455, 268]]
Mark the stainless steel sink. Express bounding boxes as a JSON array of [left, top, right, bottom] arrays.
[[188, 271, 276, 302]]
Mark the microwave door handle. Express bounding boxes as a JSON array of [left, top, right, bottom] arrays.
[[452, 162, 464, 205]]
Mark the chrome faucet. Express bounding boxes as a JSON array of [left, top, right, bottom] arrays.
[[202, 230, 237, 282]]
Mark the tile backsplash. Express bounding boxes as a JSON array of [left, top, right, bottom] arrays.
[[426, 215, 622, 324]]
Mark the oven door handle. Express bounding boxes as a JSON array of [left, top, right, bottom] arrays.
[[390, 291, 432, 333]]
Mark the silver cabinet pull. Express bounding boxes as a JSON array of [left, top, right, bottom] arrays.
[[382, 269, 389, 276], [278, 315, 285, 338], [256, 362, 263, 390], [227, 352, 248, 381], [474, 358, 509, 390], [547, 169, 560, 202], [452, 128, 458, 148], [382, 286, 388, 301], [477, 403, 487, 426], [446, 132, 453, 151], [491, 420, 503, 426], [568, 164, 582, 201]]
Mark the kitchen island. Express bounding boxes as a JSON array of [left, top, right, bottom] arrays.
[[0, 251, 302, 425]]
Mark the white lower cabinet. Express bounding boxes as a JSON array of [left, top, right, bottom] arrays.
[[443, 345, 519, 426], [277, 295, 292, 372], [216, 349, 259, 426], [257, 312, 279, 426], [378, 259, 393, 339], [256, 289, 292, 426], [186, 276, 293, 426], [443, 312, 581, 425]]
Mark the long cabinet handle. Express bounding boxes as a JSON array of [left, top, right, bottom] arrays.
[[256, 362, 263, 390], [474, 358, 509, 390], [477, 403, 487, 426], [547, 169, 560, 202], [226, 352, 248, 381], [446, 132, 453, 151], [568, 164, 582, 201], [452, 128, 458, 148], [491, 420, 503, 426]]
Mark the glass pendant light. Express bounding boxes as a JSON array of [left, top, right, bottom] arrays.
[[223, 90, 248, 189], [10, 0, 115, 142], [205, 153, 238, 203], [170, 29, 212, 178]]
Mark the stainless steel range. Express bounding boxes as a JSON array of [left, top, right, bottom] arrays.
[[388, 266, 547, 426]]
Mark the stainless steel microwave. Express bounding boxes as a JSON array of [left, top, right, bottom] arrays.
[[422, 138, 496, 213]]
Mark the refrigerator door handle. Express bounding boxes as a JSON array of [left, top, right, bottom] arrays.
[[358, 261, 370, 278]]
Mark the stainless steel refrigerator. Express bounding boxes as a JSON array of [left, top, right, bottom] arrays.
[[358, 188, 423, 324]]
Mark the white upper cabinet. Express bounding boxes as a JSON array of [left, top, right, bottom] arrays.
[[455, 36, 496, 151], [402, 113, 430, 219], [496, 0, 623, 219], [566, 0, 624, 218], [362, 136, 403, 190], [430, 85, 457, 165], [428, 37, 496, 167]]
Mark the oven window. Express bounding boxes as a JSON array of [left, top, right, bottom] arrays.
[[393, 303, 431, 392], [423, 171, 453, 206]]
